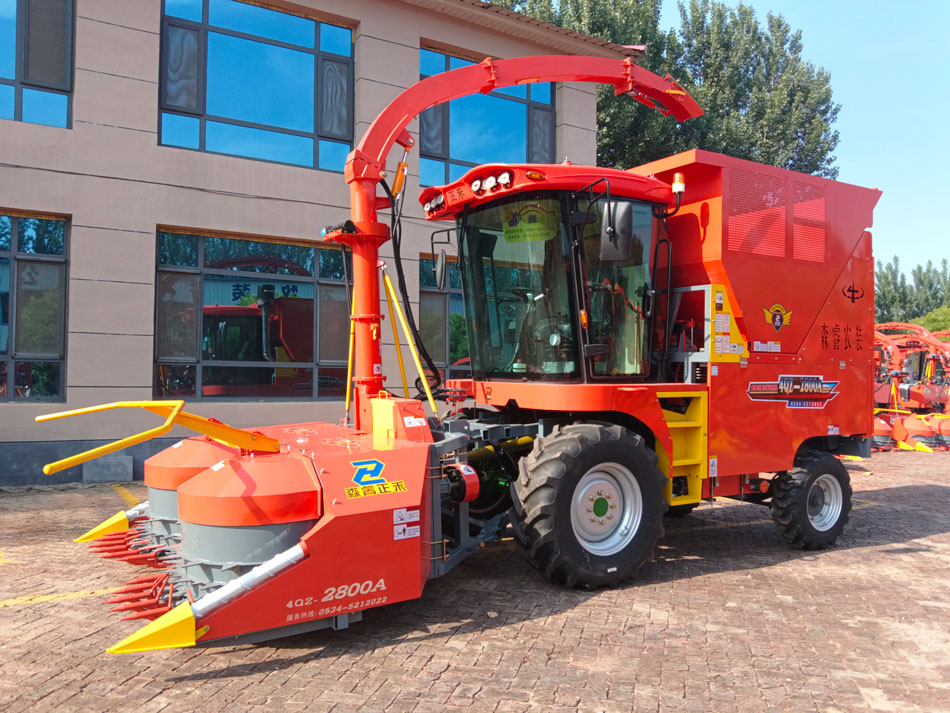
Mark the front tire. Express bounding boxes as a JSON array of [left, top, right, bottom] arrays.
[[771, 451, 852, 549], [510, 424, 667, 588]]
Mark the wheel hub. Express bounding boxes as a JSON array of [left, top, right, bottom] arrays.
[[806, 473, 843, 532], [570, 463, 643, 556]]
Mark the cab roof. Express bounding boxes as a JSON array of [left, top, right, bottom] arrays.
[[418, 162, 674, 221]]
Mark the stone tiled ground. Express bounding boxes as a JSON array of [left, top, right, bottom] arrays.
[[1, 451, 949, 713]]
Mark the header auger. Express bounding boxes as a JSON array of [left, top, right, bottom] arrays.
[[39, 55, 880, 654]]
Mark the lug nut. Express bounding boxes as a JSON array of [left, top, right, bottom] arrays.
[[586, 506, 592, 512]]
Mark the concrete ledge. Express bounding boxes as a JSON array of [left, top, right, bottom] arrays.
[[0, 438, 179, 486], [83, 455, 133, 483]]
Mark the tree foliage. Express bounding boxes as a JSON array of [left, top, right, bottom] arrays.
[[493, 0, 840, 175], [876, 256, 950, 323]]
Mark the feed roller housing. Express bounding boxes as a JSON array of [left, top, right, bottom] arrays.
[[632, 150, 881, 475]]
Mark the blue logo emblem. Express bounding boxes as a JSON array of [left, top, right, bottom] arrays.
[[351, 459, 386, 486]]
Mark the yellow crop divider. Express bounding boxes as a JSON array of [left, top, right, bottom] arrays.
[[36, 400, 281, 475]]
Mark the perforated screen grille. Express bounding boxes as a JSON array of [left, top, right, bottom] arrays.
[[727, 168, 786, 257], [792, 182, 826, 262]]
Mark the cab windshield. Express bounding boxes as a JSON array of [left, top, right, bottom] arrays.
[[458, 190, 657, 381], [458, 193, 578, 380]]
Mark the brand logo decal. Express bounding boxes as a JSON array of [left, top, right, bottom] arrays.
[[747, 375, 839, 409], [347, 459, 407, 500], [763, 304, 792, 333], [352, 459, 386, 485], [842, 282, 865, 303]]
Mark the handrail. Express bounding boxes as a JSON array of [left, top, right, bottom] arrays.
[[36, 401, 281, 475]]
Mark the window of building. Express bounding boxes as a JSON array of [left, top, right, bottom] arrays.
[[0, 212, 68, 401], [418, 48, 555, 187], [0, 0, 74, 128], [418, 256, 468, 377], [159, 0, 353, 171], [155, 230, 353, 399]]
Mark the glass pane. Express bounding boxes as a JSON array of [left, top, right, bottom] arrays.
[[164, 0, 202, 22], [318, 58, 349, 138], [318, 284, 348, 361], [25, 0, 70, 90], [0, 257, 9, 353], [14, 361, 60, 399], [419, 104, 445, 156], [0, 214, 9, 250], [207, 32, 314, 132], [449, 261, 462, 289], [419, 291, 446, 364], [318, 246, 351, 280], [158, 231, 198, 266], [0, 0, 14, 80], [21, 88, 68, 128], [18, 217, 65, 255], [577, 198, 654, 376], [0, 83, 13, 120], [531, 82, 552, 104], [318, 139, 349, 172], [155, 364, 196, 397], [450, 94, 525, 165], [320, 23, 350, 56], [156, 272, 198, 359], [209, 0, 315, 48], [202, 365, 313, 397], [418, 258, 436, 288], [449, 292, 467, 364], [203, 237, 314, 275], [448, 56, 474, 70], [419, 157, 445, 188], [317, 365, 346, 398], [203, 275, 314, 362], [419, 49, 445, 77], [458, 194, 578, 379], [206, 120, 313, 166], [15, 261, 64, 355], [495, 84, 526, 99], [448, 163, 469, 182], [164, 25, 200, 111], [528, 107, 554, 163], [161, 112, 200, 149], [0, 360, 5, 398]]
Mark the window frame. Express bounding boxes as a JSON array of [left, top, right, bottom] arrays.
[[0, 0, 75, 127], [0, 211, 70, 402], [154, 228, 353, 400], [418, 47, 556, 186], [158, 0, 355, 171]]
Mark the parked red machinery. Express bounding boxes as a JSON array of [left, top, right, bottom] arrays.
[[872, 323, 950, 448], [38, 55, 881, 654]]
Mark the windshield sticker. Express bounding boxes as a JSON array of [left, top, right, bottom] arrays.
[[747, 375, 839, 409], [502, 204, 558, 242]]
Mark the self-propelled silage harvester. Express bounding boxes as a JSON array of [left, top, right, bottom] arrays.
[[38, 56, 881, 654]]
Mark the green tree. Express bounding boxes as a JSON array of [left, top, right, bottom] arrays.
[[912, 305, 950, 333], [875, 256, 912, 322], [876, 257, 949, 323], [493, 0, 840, 175]]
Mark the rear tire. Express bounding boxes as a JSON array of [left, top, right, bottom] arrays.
[[771, 451, 852, 550], [510, 424, 667, 588]]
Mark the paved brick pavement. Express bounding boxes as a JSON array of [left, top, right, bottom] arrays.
[[1, 451, 949, 713]]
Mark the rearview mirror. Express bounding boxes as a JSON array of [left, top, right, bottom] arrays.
[[435, 250, 447, 291], [599, 200, 635, 262]]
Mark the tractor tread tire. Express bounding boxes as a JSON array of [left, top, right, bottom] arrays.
[[510, 424, 666, 589], [771, 450, 852, 550]]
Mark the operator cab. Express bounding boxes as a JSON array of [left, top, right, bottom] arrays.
[[419, 164, 678, 383]]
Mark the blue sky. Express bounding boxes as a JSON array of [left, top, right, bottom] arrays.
[[659, 0, 950, 274]]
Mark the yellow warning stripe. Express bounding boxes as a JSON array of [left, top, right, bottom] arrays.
[[111, 484, 140, 509], [0, 589, 116, 608]]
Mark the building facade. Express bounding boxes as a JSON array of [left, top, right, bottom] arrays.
[[0, 0, 632, 483]]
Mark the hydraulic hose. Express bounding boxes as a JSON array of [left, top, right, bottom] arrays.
[[379, 179, 443, 399]]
